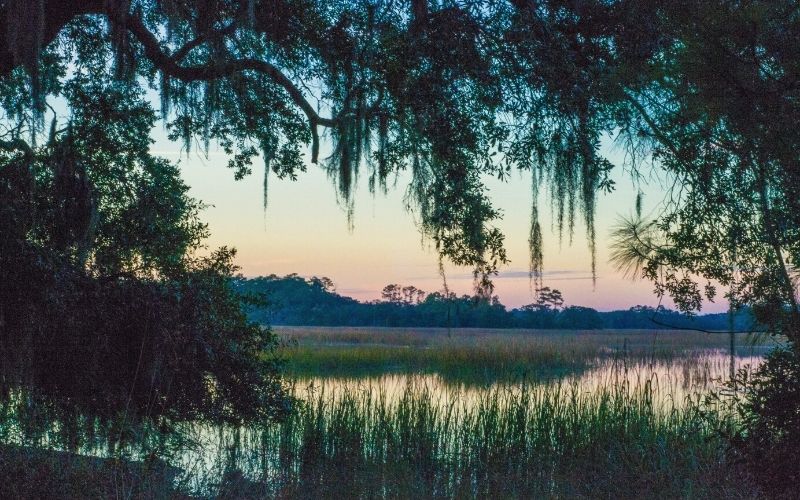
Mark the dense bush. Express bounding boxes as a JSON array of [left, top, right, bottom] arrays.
[[730, 346, 800, 498], [0, 77, 290, 442]]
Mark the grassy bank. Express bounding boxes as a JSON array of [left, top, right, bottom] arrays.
[[277, 326, 771, 383]]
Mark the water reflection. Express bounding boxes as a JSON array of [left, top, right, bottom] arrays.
[[167, 348, 765, 493], [288, 349, 764, 411], [0, 347, 768, 495]]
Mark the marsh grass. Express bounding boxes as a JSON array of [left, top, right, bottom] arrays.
[[278, 327, 772, 383], [202, 375, 757, 498], [0, 328, 768, 497]]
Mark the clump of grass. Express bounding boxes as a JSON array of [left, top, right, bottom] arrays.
[[277, 327, 773, 384], [203, 377, 757, 498]]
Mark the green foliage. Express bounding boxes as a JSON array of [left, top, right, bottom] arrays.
[[211, 378, 753, 498], [0, 68, 290, 434], [715, 348, 800, 498], [0, 0, 692, 291], [606, 0, 800, 341]]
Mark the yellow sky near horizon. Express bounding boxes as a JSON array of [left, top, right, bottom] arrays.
[[152, 132, 728, 313]]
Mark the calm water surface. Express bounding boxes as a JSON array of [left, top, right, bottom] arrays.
[[289, 349, 764, 410], [170, 348, 765, 490]]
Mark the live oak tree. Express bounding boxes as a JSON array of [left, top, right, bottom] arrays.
[[1, 1, 795, 302], [0, 0, 641, 293]]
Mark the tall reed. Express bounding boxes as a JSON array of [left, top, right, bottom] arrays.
[[202, 376, 756, 498]]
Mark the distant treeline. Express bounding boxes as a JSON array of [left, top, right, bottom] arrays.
[[235, 275, 758, 331]]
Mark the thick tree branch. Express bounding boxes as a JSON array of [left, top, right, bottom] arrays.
[[0, 2, 352, 164], [123, 13, 336, 163], [170, 21, 239, 63]]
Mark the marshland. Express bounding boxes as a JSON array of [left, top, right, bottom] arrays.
[[278, 326, 770, 382], [1, 327, 773, 498], [4, 0, 800, 497], [188, 328, 770, 497]]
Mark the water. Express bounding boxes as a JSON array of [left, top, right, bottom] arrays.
[[285, 349, 763, 410], [0, 345, 769, 495], [169, 349, 764, 491]]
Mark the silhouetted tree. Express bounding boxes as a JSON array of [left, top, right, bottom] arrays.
[[0, 71, 290, 439], [381, 284, 403, 304]]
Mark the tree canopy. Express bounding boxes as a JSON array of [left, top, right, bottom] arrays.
[[0, 0, 676, 293], [0, 0, 795, 326]]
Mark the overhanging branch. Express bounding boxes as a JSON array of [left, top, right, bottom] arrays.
[[170, 21, 239, 63], [0, 3, 352, 164], [123, 13, 337, 163]]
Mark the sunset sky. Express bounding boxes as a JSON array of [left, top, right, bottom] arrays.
[[151, 131, 728, 313]]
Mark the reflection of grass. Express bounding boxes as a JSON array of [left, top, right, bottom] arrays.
[[210, 377, 757, 498], [277, 326, 772, 383]]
